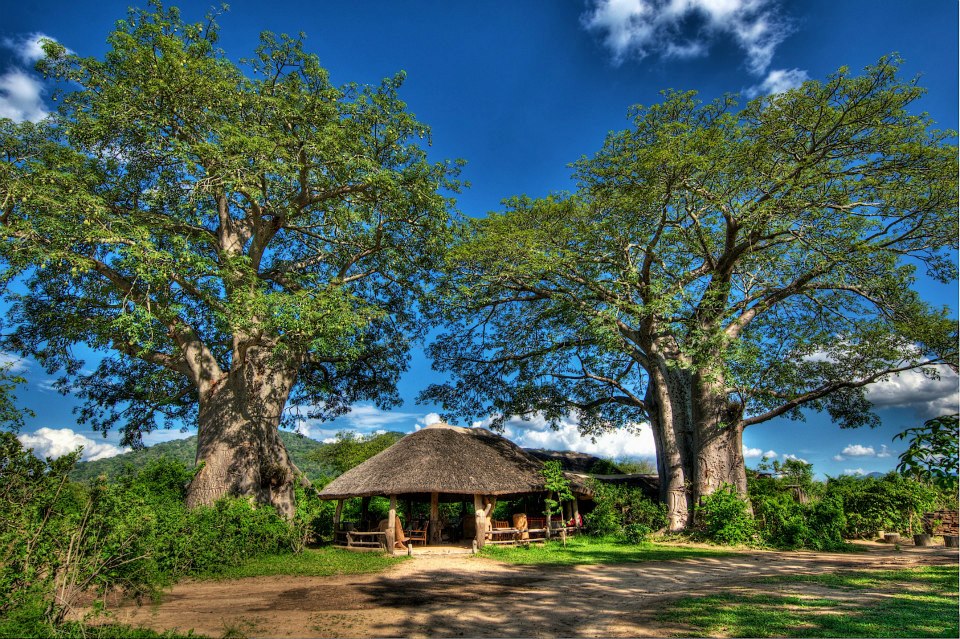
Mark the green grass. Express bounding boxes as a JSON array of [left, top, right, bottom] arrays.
[[479, 535, 736, 566], [197, 547, 406, 580], [657, 565, 960, 637]]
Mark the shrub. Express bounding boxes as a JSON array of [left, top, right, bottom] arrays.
[[585, 481, 667, 540], [622, 523, 652, 544], [694, 485, 756, 545], [824, 473, 939, 537]]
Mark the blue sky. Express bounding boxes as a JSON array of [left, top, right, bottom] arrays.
[[1, 0, 957, 476]]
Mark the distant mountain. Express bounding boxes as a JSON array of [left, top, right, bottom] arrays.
[[70, 430, 334, 483]]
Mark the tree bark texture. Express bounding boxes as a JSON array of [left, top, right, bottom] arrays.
[[186, 346, 300, 518], [645, 355, 749, 529]]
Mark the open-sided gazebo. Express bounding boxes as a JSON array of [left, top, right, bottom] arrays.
[[318, 422, 590, 552]]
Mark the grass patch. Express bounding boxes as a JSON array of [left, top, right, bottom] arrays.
[[658, 565, 959, 638], [480, 535, 736, 566], [197, 547, 405, 580]]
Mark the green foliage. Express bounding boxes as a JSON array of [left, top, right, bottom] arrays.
[[693, 485, 756, 545], [0, 435, 299, 633], [540, 460, 574, 518], [608, 458, 657, 474], [751, 492, 847, 551], [895, 414, 959, 490], [823, 472, 942, 537], [584, 481, 667, 540], [0, 432, 166, 629], [306, 431, 404, 477], [0, 361, 32, 432]]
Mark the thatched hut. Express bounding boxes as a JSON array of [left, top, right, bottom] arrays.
[[319, 422, 590, 552]]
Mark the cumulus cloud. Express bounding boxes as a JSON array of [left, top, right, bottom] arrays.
[[743, 445, 776, 459], [415, 412, 443, 430], [582, 0, 791, 73], [746, 67, 808, 96], [838, 444, 892, 460], [866, 365, 959, 419], [0, 351, 29, 373], [18, 427, 129, 462], [0, 69, 48, 123], [843, 468, 866, 476], [842, 444, 876, 457], [782, 453, 807, 463], [473, 413, 657, 460]]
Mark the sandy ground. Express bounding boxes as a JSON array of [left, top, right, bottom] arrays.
[[99, 541, 957, 638]]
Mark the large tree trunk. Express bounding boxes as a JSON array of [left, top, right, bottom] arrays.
[[186, 346, 300, 518], [688, 373, 749, 522], [647, 359, 694, 531]]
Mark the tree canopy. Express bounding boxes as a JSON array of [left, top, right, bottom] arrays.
[[422, 57, 958, 527], [0, 3, 459, 445]]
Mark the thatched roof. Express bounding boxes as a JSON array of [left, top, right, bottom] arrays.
[[318, 423, 591, 500]]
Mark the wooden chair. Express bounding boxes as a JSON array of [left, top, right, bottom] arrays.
[[407, 523, 428, 545]]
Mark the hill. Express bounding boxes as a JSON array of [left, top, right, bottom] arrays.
[[70, 430, 335, 483]]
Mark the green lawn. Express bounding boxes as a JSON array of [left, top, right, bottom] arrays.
[[480, 535, 736, 565], [198, 547, 406, 580], [657, 565, 960, 638]]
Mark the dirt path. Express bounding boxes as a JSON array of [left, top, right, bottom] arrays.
[[104, 542, 957, 638]]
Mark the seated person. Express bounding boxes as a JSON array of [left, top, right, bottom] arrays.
[[377, 514, 408, 550]]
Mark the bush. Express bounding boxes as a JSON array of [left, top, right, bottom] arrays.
[[0, 438, 300, 633], [694, 485, 755, 545], [622, 523, 652, 544], [585, 481, 667, 541], [824, 472, 940, 538]]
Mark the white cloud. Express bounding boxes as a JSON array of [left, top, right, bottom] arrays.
[[743, 445, 777, 459], [842, 444, 876, 457], [746, 67, 808, 96], [2, 33, 58, 64], [0, 69, 48, 123], [415, 412, 442, 430], [866, 365, 959, 419], [843, 468, 866, 476], [18, 427, 129, 462], [473, 412, 657, 460], [838, 443, 893, 459], [0, 351, 28, 373], [782, 453, 807, 463], [582, 0, 791, 73]]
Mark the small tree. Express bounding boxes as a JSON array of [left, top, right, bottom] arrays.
[[540, 460, 573, 521]]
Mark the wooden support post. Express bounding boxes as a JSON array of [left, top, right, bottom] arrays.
[[474, 494, 486, 549], [333, 499, 344, 531], [429, 491, 440, 544], [360, 497, 371, 528], [545, 492, 553, 540], [572, 498, 581, 530], [387, 495, 397, 556]]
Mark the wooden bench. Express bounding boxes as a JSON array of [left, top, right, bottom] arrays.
[[334, 529, 387, 551]]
